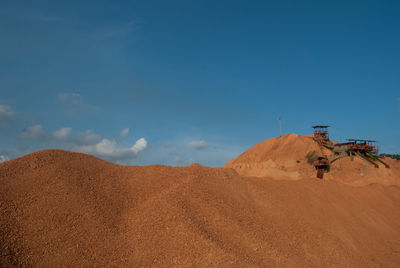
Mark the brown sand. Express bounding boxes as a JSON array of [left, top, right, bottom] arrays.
[[1, 139, 400, 266]]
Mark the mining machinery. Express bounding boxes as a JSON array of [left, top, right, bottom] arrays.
[[312, 126, 332, 179], [311, 126, 389, 179]]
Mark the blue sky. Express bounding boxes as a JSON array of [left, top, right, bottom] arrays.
[[0, 0, 399, 166]]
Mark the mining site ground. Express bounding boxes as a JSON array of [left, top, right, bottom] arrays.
[[1, 135, 400, 267]]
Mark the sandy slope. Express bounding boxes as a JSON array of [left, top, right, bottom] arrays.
[[225, 134, 400, 186], [1, 146, 400, 267]]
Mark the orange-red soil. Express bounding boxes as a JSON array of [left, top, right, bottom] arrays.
[[1, 135, 400, 267], [225, 134, 400, 186]]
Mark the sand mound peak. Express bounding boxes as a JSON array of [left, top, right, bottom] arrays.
[[224, 134, 319, 179], [225, 135, 400, 186]]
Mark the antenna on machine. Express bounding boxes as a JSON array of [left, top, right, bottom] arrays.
[[278, 116, 282, 137]]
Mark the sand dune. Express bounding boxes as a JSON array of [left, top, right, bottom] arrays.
[[1, 137, 400, 267]]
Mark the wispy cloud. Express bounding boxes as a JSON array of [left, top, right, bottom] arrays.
[[0, 103, 14, 120], [0, 102, 15, 127], [187, 140, 209, 150], [57, 93, 88, 115], [20, 125, 46, 140], [120, 128, 130, 138], [74, 130, 101, 145], [52, 127, 72, 140]]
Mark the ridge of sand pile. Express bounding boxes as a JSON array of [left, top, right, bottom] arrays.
[[225, 134, 400, 186], [225, 134, 319, 179], [1, 149, 400, 267]]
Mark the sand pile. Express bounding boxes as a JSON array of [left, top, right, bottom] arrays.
[[1, 149, 400, 267], [225, 134, 319, 179], [225, 134, 400, 186]]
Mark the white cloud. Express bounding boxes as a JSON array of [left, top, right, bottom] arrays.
[[78, 139, 119, 157], [75, 137, 147, 159], [14, 122, 148, 163], [0, 104, 14, 121], [20, 125, 46, 140], [75, 130, 101, 145], [188, 140, 208, 150], [120, 128, 130, 138], [52, 127, 72, 140], [131, 138, 147, 154], [0, 155, 9, 163]]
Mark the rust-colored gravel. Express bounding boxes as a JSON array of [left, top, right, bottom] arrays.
[[1, 148, 400, 267]]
